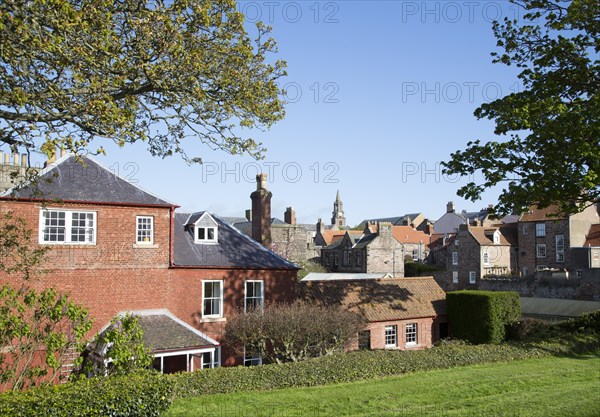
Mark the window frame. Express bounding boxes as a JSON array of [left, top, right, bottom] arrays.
[[136, 216, 154, 244], [452, 252, 458, 266], [452, 271, 458, 284], [196, 226, 218, 244], [405, 323, 418, 346], [39, 209, 97, 245], [536, 244, 547, 259], [469, 271, 476, 284], [244, 280, 264, 312], [555, 235, 565, 262], [384, 325, 397, 348], [243, 346, 262, 367], [483, 251, 489, 265], [202, 280, 224, 319], [358, 330, 371, 350], [535, 223, 546, 237]]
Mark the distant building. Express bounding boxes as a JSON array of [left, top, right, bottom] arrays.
[[434, 201, 496, 234], [232, 180, 317, 262]]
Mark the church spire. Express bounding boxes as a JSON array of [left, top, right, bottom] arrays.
[[331, 190, 346, 227]]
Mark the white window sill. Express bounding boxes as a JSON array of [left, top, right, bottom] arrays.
[[132, 243, 159, 249], [384, 344, 397, 349], [199, 317, 226, 323], [405, 343, 419, 349]]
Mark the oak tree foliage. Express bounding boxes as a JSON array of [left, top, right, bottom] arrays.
[[442, 0, 599, 216], [0, 0, 286, 162]]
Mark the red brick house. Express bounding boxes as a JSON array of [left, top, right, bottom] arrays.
[[301, 274, 447, 350], [0, 154, 298, 372]]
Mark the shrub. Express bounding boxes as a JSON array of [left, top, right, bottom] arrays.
[[557, 310, 600, 333], [447, 290, 521, 344], [171, 341, 546, 399], [225, 301, 363, 363], [404, 262, 442, 277], [0, 370, 172, 417], [506, 318, 551, 341]]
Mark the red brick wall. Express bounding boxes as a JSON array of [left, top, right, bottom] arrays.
[[349, 317, 441, 351], [0, 200, 298, 367]]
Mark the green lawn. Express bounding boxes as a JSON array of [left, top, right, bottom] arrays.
[[163, 356, 600, 417]]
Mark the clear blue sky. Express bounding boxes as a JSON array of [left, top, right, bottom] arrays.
[[36, 1, 528, 226]]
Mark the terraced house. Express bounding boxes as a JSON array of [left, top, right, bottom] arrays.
[[0, 153, 298, 373]]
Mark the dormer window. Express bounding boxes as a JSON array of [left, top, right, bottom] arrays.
[[197, 227, 216, 242], [493, 230, 501, 245], [193, 212, 218, 244]]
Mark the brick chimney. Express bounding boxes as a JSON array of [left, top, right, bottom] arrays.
[[284, 207, 296, 225], [447, 201, 455, 213], [250, 173, 272, 247]]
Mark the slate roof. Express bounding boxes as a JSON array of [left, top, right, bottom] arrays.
[[520, 297, 600, 320], [302, 277, 446, 322], [137, 314, 217, 352], [1, 154, 174, 206], [173, 212, 298, 269], [584, 224, 600, 247], [357, 213, 424, 228]]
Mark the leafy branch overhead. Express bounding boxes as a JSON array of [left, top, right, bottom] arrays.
[[0, 0, 287, 162], [442, 0, 599, 216]]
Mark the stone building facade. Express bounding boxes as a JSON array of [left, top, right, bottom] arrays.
[[517, 205, 599, 277], [321, 222, 406, 277]]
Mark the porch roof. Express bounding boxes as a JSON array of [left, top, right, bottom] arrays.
[[136, 312, 219, 353]]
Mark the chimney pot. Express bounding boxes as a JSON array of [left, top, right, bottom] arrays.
[[447, 201, 455, 213], [20, 154, 27, 167], [3, 153, 10, 165], [256, 173, 267, 191]]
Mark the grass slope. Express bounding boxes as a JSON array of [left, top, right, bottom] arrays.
[[164, 356, 600, 417]]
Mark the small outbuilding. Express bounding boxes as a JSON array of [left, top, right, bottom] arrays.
[[301, 274, 447, 350]]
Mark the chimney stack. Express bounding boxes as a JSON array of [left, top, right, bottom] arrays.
[[250, 173, 272, 247], [447, 201, 455, 213], [377, 222, 393, 239], [317, 218, 326, 235], [284, 207, 296, 225], [245, 209, 252, 222]]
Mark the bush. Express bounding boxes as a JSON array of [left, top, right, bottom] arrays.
[[447, 290, 521, 344], [404, 262, 442, 277], [558, 310, 600, 333], [171, 341, 546, 399], [0, 370, 172, 417], [506, 318, 551, 341]]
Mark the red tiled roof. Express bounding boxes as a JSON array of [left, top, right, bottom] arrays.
[[302, 277, 446, 322], [584, 224, 600, 247], [392, 226, 431, 245], [520, 205, 566, 222], [320, 230, 362, 245]]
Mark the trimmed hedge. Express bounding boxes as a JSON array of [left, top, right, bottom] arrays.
[[0, 370, 173, 417], [170, 341, 545, 399], [447, 290, 521, 344]]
